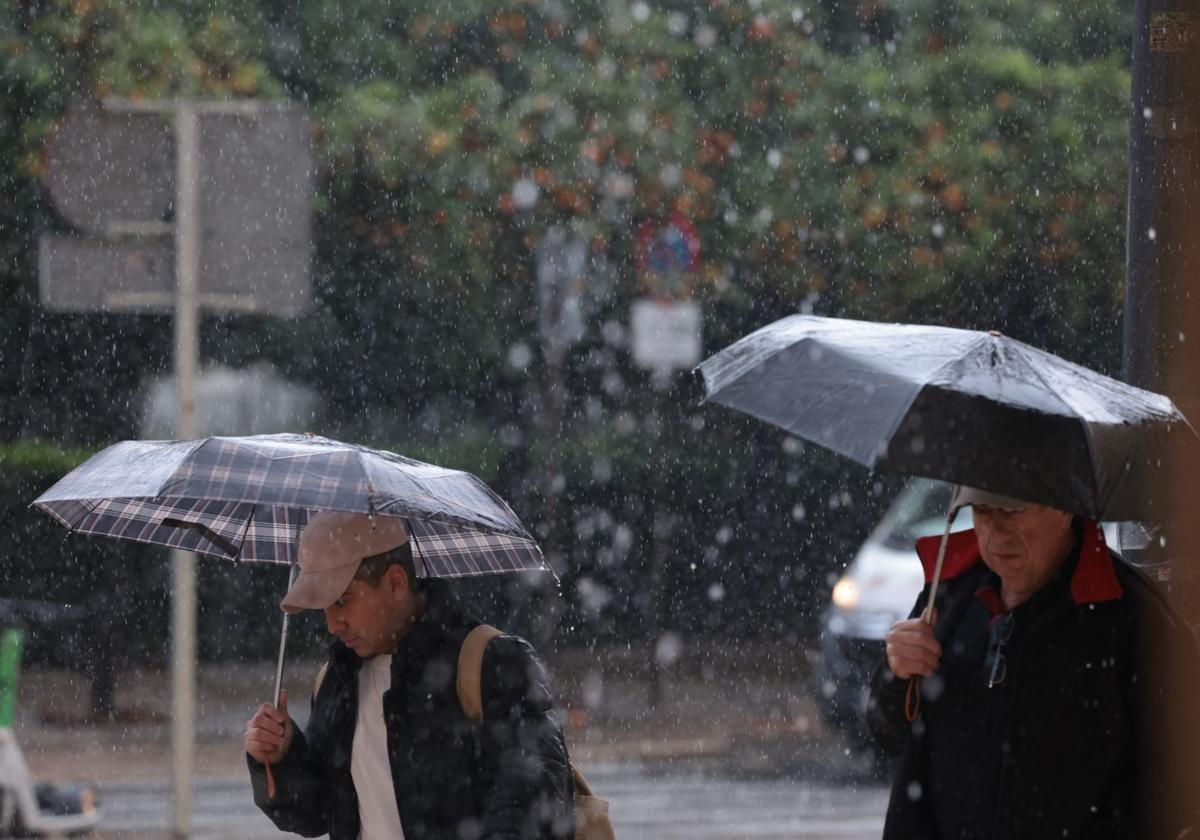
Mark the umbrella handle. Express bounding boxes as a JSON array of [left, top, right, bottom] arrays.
[[904, 495, 959, 724], [904, 676, 921, 722]]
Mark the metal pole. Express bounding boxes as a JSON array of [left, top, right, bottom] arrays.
[[171, 100, 201, 839], [1124, 1, 1200, 828], [1124, 0, 1200, 422]]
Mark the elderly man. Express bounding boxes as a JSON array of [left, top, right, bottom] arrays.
[[868, 486, 1199, 840], [243, 512, 574, 840]]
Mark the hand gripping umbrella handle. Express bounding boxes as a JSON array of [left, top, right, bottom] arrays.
[[904, 500, 958, 723], [266, 562, 299, 800]]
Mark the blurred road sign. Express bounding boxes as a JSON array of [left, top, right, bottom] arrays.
[[39, 235, 173, 312], [45, 104, 174, 236], [39, 100, 312, 316], [635, 211, 702, 300], [197, 109, 312, 315]]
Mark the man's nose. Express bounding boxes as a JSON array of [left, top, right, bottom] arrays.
[[324, 609, 341, 634]]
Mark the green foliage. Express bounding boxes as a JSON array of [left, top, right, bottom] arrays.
[[0, 0, 1133, 657]]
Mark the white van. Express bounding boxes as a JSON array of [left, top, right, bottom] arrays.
[[812, 478, 970, 744]]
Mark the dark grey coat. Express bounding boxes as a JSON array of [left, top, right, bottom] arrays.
[[248, 585, 574, 840]]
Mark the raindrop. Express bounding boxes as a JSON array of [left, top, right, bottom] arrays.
[[694, 24, 717, 48], [507, 342, 533, 370], [583, 670, 604, 709], [852, 146, 871, 164], [791, 504, 806, 521], [655, 631, 684, 666], [604, 171, 634, 199], [1147, 227, 1157, 241], [631, 1, 651, 23], [592, 457, 613, 482], [931, 222, 945, 238], [767, 149, 782, 169], [511, 179, 539, 210], [613, 524, 634, 553], [602, 371, 625, 396], [907, 781, 923, 801], [667, 12, 689, 35], [707, 582, 725, 602], [601, 320, 626, 346]]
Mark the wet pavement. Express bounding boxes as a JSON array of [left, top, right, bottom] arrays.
[[92, 765, 889, 839], [11, 649, 893, 837]]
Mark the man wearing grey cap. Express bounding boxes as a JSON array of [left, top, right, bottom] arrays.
[[867, 486, 1199, 839], [243, 511, 574, 840]]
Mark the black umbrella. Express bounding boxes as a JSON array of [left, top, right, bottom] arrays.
[[697, 315, 1196, 522]]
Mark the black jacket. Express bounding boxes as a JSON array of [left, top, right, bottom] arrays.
[[248, 585, 575, 840], [868, 524, 1200, 840]]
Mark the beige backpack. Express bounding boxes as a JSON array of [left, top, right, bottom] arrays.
[[457, 625, 615, 840]]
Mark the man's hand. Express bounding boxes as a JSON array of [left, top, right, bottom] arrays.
[[886, 608, 942, 679], [245, 689, 294, 765]]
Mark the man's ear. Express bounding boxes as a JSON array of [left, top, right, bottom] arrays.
[[384, 564, 411, 602]]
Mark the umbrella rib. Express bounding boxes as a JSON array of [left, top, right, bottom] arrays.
[[1015, 347, 1083, 417], [925, 335, 1076, 416], [161, 517, 240, 557]]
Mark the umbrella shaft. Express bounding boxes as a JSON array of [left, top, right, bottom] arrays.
[[925, 499, 960, 620], [272, 614, 290, 708], [273, 563, 299, 708]]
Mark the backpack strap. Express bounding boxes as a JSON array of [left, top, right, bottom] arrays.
[[456, 624, 504, 725], [312, 661, 330, 701]]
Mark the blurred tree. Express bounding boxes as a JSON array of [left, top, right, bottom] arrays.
[[0, 0, 1132, 664]]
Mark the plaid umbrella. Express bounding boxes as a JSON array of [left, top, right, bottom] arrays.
[[32, 433, 548, 578]]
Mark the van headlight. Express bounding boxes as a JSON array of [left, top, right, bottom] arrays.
[[831, 576, 860, 610]]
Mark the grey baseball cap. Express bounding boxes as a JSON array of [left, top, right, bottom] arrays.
[[951, 485, 1030, 515], [281, 512, 409, 614]]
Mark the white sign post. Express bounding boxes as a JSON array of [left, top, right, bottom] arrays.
[[39, 97, 313, 838]]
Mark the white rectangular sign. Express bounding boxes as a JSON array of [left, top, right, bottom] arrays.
[[630, 299, 703, 372]]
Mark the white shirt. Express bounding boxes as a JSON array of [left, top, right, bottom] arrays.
[[351, 654, 405, 840]]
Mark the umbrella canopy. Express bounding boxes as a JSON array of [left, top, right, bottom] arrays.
[[697, 315, 1197, 521], [32, 433, 548, 578]]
